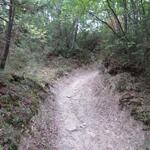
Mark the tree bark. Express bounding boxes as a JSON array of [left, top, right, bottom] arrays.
[[0, 0, 15, 69]]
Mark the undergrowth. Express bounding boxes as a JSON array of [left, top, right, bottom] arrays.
[[0, 73, 48, 149]]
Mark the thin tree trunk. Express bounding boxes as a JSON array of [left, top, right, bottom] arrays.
[[123, 0, 128, 33], [130, 0, 138, 37], [71, 18, 78, 49], [74, 22, 78, 44], [140, 0, 150, 39], [0, 0, 15, 69]]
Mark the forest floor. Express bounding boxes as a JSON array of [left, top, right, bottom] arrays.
[[19, 66, 148, 150], [0, 57, 79, 149]]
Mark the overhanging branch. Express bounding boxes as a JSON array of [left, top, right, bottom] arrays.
[[88, 11, 120, 38]]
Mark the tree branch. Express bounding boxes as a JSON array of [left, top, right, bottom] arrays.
[[106, 0, 129, 41], [106, 0, 123, 32], [88, 11, 120, 38], [0, 16, 8, 23]]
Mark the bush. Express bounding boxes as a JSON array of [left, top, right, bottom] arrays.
[[77, 31, 101, 51]]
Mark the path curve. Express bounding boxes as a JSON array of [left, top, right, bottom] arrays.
[[19, 68, 145, 150]]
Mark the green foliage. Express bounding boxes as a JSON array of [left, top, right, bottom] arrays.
[[132, 106, 150, 125], [0, 0, 149, 78], [82, 0, 150, 75], [77, 31, 100, 51], [0, 1, 150, 145]]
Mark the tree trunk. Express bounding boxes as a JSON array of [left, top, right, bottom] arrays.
[[123, 0, 128, 33], [71, 18, 78, 49], [130, 0, 138, 37], [0, 0, 15, 70], [74, 22, 78, 44], [140, 0, 150, 39]]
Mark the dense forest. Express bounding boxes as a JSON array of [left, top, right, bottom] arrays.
[[0, 0, 150, 149], [0, 0, 149, 71]]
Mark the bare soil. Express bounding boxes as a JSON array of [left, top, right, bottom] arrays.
[[19, 68, 146, 150]]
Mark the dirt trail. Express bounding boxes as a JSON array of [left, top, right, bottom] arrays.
[[19, 68, 145, 150]]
